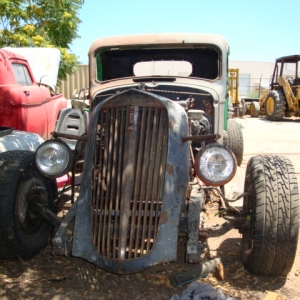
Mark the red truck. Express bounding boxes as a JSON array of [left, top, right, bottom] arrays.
[[0, 47, 67, 152]]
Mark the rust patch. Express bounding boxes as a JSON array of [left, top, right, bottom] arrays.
[[159, 211, 169, 224], [166, 163, 174, 174]]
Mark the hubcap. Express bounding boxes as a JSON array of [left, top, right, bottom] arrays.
[[266, 97, 275, 115], [250, 104, 254, 115]]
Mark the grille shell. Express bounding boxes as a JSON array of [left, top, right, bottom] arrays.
[[72, 88, 189, 274], [92, 99, 168, 260]]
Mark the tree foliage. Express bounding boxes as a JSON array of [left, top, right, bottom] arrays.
[[0, 0, 84, 83]]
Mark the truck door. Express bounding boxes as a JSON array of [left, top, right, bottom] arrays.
[[12, 63, 48, 139]]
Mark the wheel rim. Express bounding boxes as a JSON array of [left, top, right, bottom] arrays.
[[16, 178, 45, 235], [266, 97, 275, 115], [249, 104, 254, 115]]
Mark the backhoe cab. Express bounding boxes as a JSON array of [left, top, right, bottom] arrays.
[[250, 55, 300, 120]]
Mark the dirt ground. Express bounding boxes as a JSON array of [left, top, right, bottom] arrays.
[[0, 115, 299, 300]]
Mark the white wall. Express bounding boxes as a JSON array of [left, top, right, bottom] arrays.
[[229, 61, 274, 97]]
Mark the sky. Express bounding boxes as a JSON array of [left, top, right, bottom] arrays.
[[71, 0, 299, 65]]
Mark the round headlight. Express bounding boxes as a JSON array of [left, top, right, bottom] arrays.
[[194, 143, 237, 186], [35, 140, 73, 178]]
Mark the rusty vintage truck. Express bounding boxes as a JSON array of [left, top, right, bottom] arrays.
[[0, 34, 298, 278]]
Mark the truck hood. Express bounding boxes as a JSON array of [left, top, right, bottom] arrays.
[[4, 47, 60, 91]]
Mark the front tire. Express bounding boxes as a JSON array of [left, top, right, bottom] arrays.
[[0, 151, 57, 260], [241, 155, 299, 275], [249, 101, 260, 117]]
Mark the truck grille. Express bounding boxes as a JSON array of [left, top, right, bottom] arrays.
[[92, 103, 168, 260]]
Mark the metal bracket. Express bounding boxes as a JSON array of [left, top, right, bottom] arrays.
[[186, 186, 204, 263], [169, 257, 223, 287]]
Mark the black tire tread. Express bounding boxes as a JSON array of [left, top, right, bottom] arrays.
[[225, 119, 244, 166], [265, 90, 286, 121], [249, 101, 260, 117], [0, 150, 56, 260], [242, 155, 299, 275]]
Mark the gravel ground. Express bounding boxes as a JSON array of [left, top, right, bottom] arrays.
[[0, 115, 299, 300]]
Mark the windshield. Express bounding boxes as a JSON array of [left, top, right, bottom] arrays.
[[274, 61, 300, 82], [281, 62, 300, 78], [95, 47, 220, 81]]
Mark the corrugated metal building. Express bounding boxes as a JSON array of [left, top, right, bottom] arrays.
[[56, 65, 89, 99]]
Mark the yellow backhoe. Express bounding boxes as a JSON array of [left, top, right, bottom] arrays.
[[250, 55, 300, 120]]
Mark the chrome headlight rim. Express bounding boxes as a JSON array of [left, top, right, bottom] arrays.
[[194, 142, 237, 186], [35, 140, 73, 179]]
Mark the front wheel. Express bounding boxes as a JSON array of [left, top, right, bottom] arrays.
[[0, 151, 58, 260], [249, 101, 260, 117], [241, 155, 299, 275]]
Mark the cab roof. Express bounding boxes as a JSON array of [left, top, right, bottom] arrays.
[[275, 55, 300, 63], [89, 33, 229, 56]]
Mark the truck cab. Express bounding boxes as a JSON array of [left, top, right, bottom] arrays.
[[0, 48, 67, 146]]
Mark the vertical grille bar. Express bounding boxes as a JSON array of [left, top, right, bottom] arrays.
[[134, 107, 152, 256], [153, 110, 168, 237], [92, 103, 168, 260], [101, 111, 110, 255], [118, 106, 138, 259], [107, 108, 119, 257], [146, 108, 168, 252], [141, 108, 158, 253], [128, 107, 147, 258], [112, 108, 124, 259]]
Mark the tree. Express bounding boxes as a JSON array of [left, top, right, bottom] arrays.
[[0, 0, 84, 83]]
